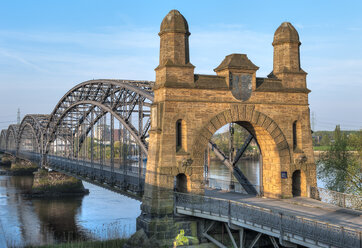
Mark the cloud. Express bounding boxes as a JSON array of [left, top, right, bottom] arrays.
[[0, 48, 47, 72]]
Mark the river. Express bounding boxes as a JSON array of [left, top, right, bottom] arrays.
[[0, 157, 324, 247], [0, 169, 141, 247]]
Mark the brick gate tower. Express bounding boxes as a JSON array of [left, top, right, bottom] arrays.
[[137, 9, 316, 244]]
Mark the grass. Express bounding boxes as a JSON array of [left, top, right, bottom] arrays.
[[25, 238, 127, 248], [313, 146, 356, 151], [313, 146, 330, 151], [7, 221, 132, 248]]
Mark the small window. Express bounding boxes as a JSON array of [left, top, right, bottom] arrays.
[[176, 119, 187, 152], [176, 120, 182, 150], [293, 121, 297, 150]]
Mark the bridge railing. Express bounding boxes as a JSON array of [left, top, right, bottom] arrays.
[[14, 150, 145, 194], [310, 186, 362, 210], [46, 155, 145, 192], [175, 192, 361, 248]]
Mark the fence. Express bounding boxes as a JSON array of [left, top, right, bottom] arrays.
[[310, 186, 362, 210], [175, 192, 361, 248]]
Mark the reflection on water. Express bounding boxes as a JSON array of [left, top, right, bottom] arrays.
[[0, 171, 141, 247]]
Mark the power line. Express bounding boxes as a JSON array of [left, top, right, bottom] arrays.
[[0, 121, 15, 124]]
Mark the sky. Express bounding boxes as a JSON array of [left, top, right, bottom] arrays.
[[0, 0, 361, 131]]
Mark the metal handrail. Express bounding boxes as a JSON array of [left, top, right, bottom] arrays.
[[175, 192, 361, 248]]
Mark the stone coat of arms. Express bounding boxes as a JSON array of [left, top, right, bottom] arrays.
[[230, 74, 252, 101]]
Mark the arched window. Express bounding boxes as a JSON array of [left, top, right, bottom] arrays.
[[176, 119, 187, 152], [293, 121, 297, 150], [176, 120, 182, 150], [293, 120, 302, 151]]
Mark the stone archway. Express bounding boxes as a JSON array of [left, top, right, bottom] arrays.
[[175, 173, 188, 193], [191, 105, 291, 198]]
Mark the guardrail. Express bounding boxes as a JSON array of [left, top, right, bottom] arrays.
[[10, 150, 145, 194], [175, 192, 361, 248], [310, 186, 362, 210]]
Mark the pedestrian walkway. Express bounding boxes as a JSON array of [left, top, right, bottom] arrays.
[[205, 188, 362, 231]]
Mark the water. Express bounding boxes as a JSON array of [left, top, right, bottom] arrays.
[[0, 170, 141, 247], [207, 158, 325, 190], [0, 156, 324, 247], [207, 159, 260, 187]]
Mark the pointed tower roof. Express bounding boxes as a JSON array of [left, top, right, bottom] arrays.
[[273, 22, 300, 45], [160, 9, 189, 35]]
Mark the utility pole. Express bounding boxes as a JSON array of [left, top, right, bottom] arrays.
[[17, 108, 20, 124], [311, 111, 316, 131]]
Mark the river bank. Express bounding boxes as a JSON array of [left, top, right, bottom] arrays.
[[25, 238, 127, 248]]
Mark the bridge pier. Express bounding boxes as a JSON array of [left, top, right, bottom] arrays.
[[0, 153, 13, 166]]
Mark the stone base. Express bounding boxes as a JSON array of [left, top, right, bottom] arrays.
[[136, 214, 199, 247], [0, 155, 12, 167], [10, 159, 38, 175], [31, 169, 89, 197]]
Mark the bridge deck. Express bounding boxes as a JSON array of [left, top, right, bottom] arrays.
[[175, 190, 361, 248], [205, 188, 362, 231]]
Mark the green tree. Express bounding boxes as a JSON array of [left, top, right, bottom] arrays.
[[320, 134, 331, 146], [348, 129, 362, 156], [317, 125, 361, 194]]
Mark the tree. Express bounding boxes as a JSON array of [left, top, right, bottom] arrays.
[[317, 125, 361, 195], [320, 134, 330, 146], [349, 129, 362, 157]]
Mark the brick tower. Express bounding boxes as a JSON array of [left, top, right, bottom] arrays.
[[137, 10, 198, 244]]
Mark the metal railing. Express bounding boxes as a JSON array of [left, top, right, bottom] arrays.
[[175, 192, 361, 248], [14, 151, 145, 194], [310, 186, 362, 210]]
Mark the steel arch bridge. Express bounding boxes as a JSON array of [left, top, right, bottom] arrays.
[[0, 80, 360, 248], [0, 77, 259, 196], [0, 79, 155, 196], [0, 78, 360, 248]]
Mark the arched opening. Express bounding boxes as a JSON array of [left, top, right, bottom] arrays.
[[176, 119, 187, 152], [196, 109, 287, 198], [292, 170, 306, 197], [206, 122, 263, 195], [174, 173, 188, 193]]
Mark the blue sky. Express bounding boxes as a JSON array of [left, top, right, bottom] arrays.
[[0, 0, 361, 130]]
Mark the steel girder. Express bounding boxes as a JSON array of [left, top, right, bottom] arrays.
[[0, 130, 6, 150], [5, 124, 19, 151], [17, 114, 49, 153], [45, 79, 154, 156]]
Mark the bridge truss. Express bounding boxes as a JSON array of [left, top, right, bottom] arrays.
[[0, 78, 361, 248], [0, 80, 154, 193]]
